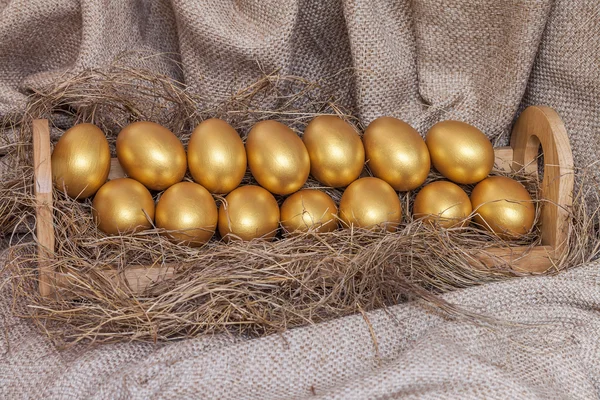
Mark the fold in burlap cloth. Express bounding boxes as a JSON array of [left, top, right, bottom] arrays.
[[1, 0, 599, 398]]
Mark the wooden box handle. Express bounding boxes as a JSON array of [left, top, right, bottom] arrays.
[[510, 106, 574, 259]]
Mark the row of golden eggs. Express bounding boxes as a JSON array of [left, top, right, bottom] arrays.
[[91, 179, 399, 243], [50, 117, 359, 199], [51, 115, 495, 201], [116, 120, 245, 193], [412, 177, 535, 238], [90, 180, 330, 244], [114, 117, 363, 197], [91, 173, 534, 244]]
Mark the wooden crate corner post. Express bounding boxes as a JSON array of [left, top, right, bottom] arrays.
[[33, 119, 55, 297]]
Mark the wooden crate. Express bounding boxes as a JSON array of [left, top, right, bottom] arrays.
[[32, 106, 574, 297]]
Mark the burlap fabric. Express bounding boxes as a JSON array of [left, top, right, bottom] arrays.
[[1, 0, 599, 398]]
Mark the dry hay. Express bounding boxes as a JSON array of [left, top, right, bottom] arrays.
[[1, 60, 599, 345]]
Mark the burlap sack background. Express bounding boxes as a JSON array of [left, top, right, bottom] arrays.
[[1, 0, 599, 398]]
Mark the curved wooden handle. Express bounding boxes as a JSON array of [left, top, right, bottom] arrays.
[[510, 106, 574, 259]]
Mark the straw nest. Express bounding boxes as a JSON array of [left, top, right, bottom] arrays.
[[2, 60, 599, 345]]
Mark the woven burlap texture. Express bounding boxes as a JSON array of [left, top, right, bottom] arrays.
[[1, 0, 599, 398]]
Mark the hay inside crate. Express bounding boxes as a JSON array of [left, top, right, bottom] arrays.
[[4, 67, 590, 344]]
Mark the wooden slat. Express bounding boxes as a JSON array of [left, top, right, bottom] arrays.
[[493, 146, 513, 173], [108, 158, 126, 180], [54, 264, 176, 296], [472, 245, 555, 274], [114, 264, 176, 293], [33, 119, 55, 297]]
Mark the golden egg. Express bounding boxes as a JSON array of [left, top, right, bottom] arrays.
[[302, 115, 364, 187], [187, 118, 247, 194], [426, 120, 494, 185], [363, 117, 430, 191], [413, 181, 472, 228], [246, 120, 310, 195], [116, 121, 186, 191], [51, 123, 111, 199], [155, 182, 218, 246], [92, 178, 155, 235], [218, 185, 280, 241], [281, 189, 338, 234], [339, 177, 402, 231], [471, 176, 535, 239]]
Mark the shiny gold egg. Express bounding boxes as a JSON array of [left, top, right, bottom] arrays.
[[116, 121, 186, 191], [51, 123, 111, 199], [280, 189, 338, 234], [187, 118, 247, 194], [413, 181, 472, 228], [339, 177, 402, 231], [426, 120, 494, 185], [302, 115, 364, 187], [218, 185, 280, 241], [92, 178, 155, 235], [363, 117, 430, 191], [471, 176, 535, 239], [155, 182, 218, 246], [246, 120, 310, 195]]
